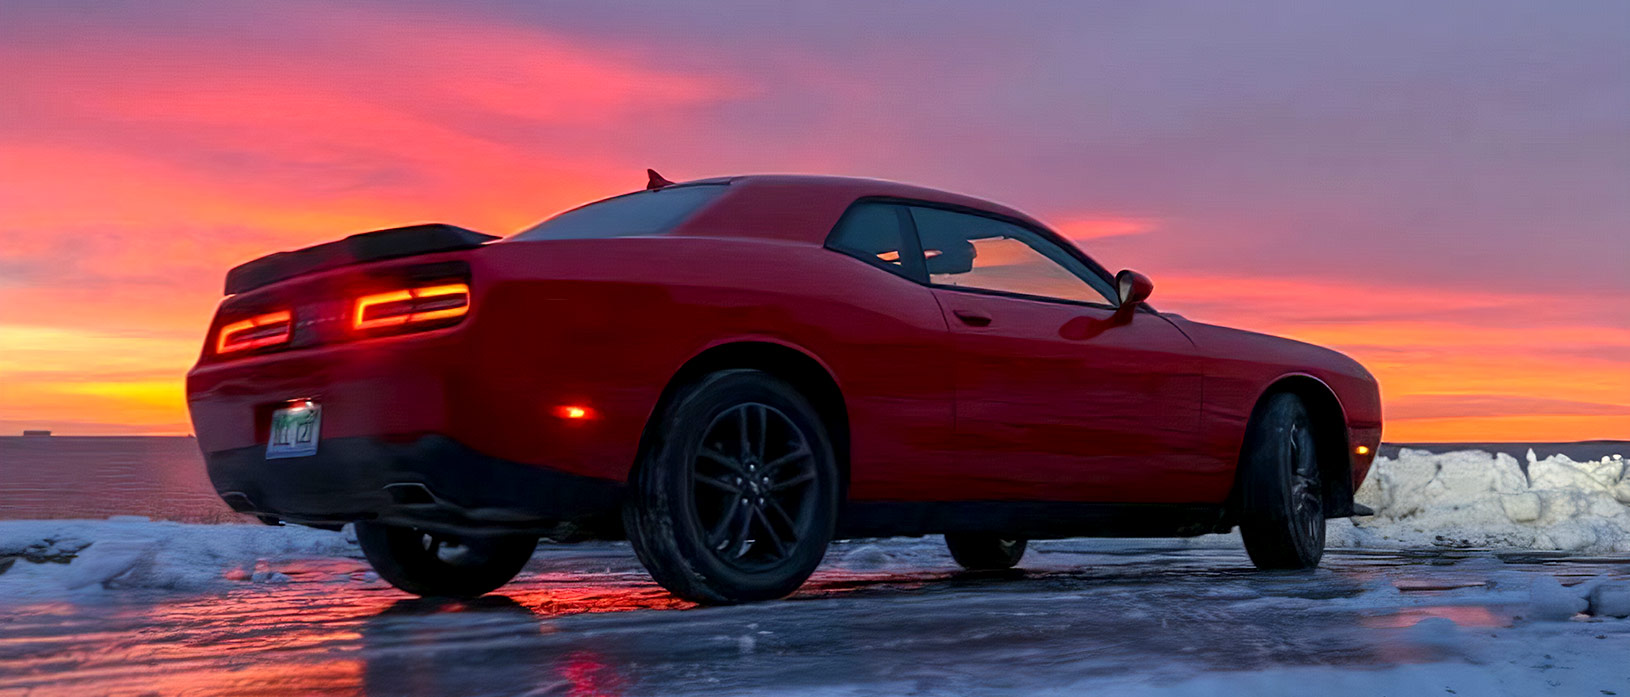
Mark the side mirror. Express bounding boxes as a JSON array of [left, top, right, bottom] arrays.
[[1115, 269, 1154, 309]]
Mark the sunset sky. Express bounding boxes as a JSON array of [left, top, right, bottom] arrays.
[[2, 1, 1626, 441]]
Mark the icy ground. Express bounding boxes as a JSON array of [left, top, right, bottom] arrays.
[[1, 450, 1628, 696]]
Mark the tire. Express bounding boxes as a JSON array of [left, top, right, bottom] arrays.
[[1237, 392, 1326, 570], [355, 522, 536, 598], [624, 369, 840, 604], [944, 533, 1027, 570]]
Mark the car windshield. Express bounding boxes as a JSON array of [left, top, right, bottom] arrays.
[[511, 184, 727, 241]]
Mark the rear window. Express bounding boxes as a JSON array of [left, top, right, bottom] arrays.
[[511, 184, 727, 241]]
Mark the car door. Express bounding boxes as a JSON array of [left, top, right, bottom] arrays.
[[908, 205, 1208, 504], [819, 202, 962, 504]]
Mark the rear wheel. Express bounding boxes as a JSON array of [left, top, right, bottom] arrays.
[[624, 370, 839, 604], [1238, 392, 1326, 570], [944, 533, 1027, 570], [355, 522, 536, 598]]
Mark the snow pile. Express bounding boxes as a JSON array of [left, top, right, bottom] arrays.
[[1524, 575, 1630, 620], [835, 543, 897, 570], [1587, 581, 1630, 618], [0, 517, 355, 600], [1330, 449, 1630, 553], [1526, 575, 1589, 620]]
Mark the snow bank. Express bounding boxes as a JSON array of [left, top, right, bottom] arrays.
[[0, 517, 355, 600], [1330, 448, 1630, 553]]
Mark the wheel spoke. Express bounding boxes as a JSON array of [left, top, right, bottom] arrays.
[[764, 496, 798, 542], [695, 473, 740, 494], [1287, 422, 1322, 540], [730, 501, 755, 557], [1299, 486, 1323, 516], [707, 500, 744, 549], [752, 507, 790, 556], [737, 406, 751, 460], [768, 469, 815, 491], [698, 446, 747, 475], [761, 446, 811, 477], [755, 405, 768, 460]]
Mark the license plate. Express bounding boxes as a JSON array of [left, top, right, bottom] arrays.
[[266, 402, 322, 459]]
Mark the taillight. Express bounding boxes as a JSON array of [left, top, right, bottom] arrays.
[[216, 310, 292, 354], [353, 283, 470, 331]]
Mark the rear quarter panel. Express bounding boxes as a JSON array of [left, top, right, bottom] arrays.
[[456, 237, 956, 498]]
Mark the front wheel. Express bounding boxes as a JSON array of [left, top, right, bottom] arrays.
[[1237, 392, 1326, 570], [355, 522, 536, 598], [944, 533, 1027, 570], [624, 370, 840, 604]]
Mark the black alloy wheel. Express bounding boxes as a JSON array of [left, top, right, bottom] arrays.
[[625, 370, 839, 604], [691, 402, 822, 570]]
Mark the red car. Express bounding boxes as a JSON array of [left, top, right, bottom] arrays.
[[187, 172, 1382, 603]]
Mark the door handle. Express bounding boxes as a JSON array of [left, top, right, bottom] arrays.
[[953, 309, 992, 327]]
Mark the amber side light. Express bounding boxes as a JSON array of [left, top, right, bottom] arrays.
[[353, 283, 470, 331], [216, 310, 293, 354], [554, 405, 593, 420], [1355, 445, 1372, 456]]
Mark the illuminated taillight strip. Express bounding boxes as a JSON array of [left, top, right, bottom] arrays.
[[216, 310, 293, 354], [353, 283, 470, 331]]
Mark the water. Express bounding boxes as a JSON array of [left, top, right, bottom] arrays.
[[0, 437, 240, 523]]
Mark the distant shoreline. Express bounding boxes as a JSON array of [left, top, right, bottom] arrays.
[[1378, 440, 1628, 463]]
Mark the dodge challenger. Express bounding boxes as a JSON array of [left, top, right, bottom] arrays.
[[186, 172, 1382, 603]]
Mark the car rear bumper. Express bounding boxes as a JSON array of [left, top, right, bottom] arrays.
[[187, 316, 649, 488], [205, 434, 624, 538]]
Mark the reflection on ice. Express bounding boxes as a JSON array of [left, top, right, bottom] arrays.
[[1, 539, 1628, 696], [1363, 604, 1511, 630]]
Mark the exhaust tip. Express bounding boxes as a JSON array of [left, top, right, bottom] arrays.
[[384, 482, 436, 506], [220, 491, 256, 512]]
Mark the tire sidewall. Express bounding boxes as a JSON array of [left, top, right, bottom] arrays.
[[355, 522, 536, 598], [1239, 393, 1325, 569], [945, 533, 1027, 570]]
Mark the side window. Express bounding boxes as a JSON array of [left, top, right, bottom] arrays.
[[910, 206, 1117, 305], [825, 202, 924, 281]]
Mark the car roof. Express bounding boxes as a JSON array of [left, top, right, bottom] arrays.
[[669, 174, 1052, 244]]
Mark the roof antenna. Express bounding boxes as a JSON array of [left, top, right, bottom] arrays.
[[646, 169, 675, 190]]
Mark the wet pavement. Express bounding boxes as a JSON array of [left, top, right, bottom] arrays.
[[2, 538, 1629, 696]]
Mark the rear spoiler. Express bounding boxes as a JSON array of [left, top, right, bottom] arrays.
[[223, 223, 498, 295]]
